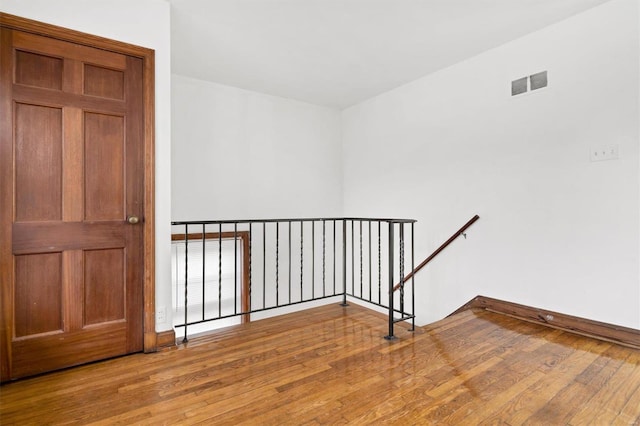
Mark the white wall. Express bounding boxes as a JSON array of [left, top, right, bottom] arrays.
[[171, 74, 343, 220], [171, 75, 344, 327], [1, 0, 174, 332], [342, 0, 640, 329]]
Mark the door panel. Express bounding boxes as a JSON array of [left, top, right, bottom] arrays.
[[84, 64, 125, 100], [84, 248, 125, 325], [1, 27, 145, 380], [84, 112, 125, 221], [15, 49, 63, 90], [14, 253, 63, 337], [11, 324, 127, 379], [14, 103, 63, 222]]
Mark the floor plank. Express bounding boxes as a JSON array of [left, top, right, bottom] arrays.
[[1, 303, 639, 425]]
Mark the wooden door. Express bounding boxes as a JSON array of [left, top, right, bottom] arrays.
[[0, 27, 145, 380]]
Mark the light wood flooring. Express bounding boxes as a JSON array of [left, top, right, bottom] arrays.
[[1, 303, 639, 425]]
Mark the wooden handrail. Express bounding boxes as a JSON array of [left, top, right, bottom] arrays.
[[393, 214, 479, 292]]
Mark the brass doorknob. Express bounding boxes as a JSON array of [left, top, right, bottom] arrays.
[[127, 216, 140, 224]]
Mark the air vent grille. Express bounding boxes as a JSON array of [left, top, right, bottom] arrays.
[[511, 77, 528, 96], [530, 71, 548, 90], [511, 70, 547, 96]]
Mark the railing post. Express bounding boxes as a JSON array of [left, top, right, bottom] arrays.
[[234, 223, 238, 316], [411, 222, 415, 331], [183, 224, 189, 343], [399, 223, 404, 319], [218, 224, 223, 318], [385, 222, 396, 340], [202, 225, 206, 322], [341, 219, 348, 306]]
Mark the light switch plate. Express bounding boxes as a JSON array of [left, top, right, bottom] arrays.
[[590, 145, 619, 162]]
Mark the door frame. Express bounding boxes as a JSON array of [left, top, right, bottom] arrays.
[[0, 12, 157, 378]]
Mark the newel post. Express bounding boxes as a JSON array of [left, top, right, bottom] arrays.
[[385, 222, 396, 340], [341, 219, 348, 306]]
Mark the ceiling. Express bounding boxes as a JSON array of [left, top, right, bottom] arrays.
[[170, 0, 611, 109]]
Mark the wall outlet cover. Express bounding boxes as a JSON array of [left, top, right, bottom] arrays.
[[156, 306, 166, 323]]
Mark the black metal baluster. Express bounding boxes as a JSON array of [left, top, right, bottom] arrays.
[[312, 221, 315, 300], [333, 220, 336, 296], [288, 221, 292, 304], [399, 223, 405, 320], [183, 224, 189, 343], [202, 225, 205, 322], [385, 222, 395, 340], [218, 224, 222, 318], [322, 220, 326, 298], [263, 222, 266, 309], [351, 220, 354, 296], [378, 221, 381, 304], [234, 223, 238, 316], [341, 220, 347, 306], [368, 221, 372, 303], [249, 223, 252, 312], [300, 220, 304, 301], [359, 220, 363, 298], [276, 222, 279, 307]]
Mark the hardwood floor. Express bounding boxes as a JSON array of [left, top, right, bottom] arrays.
[[1, 303, 639, 425]]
